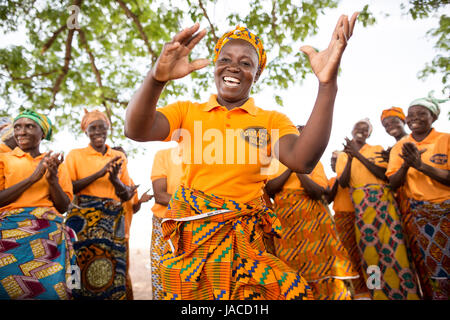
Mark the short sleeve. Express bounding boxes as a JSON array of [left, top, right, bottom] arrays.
[[58, 162, 74, 202], [151, 149, 168, 181], [336, 152, 349, 178], [386, 141, 404, 177], [119, 156, 133, 187], [270, 111, 299, 147], [156, 101, 190, 142], [64, 150, 78, 181]]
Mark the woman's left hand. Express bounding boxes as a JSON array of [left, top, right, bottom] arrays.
[[107, 159, 123, 182], [400, 142, 427, 170], [300, 12, 359, 84]]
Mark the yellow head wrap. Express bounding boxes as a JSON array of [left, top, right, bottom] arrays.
[[213, 26, 267, 74], [81, 108, 110, 132], [380, 107, 406, 123]]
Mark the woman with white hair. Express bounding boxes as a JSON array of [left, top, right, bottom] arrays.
[[336, 118, 419, 300]]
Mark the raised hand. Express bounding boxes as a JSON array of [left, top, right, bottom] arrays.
[[300, 12, 358, 84], [400, 142, 427, 170], [107, 158, 124, 181], [375, 147, 391, 163], [151, 23, 210, 83]]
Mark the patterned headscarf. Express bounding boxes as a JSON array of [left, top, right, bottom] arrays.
[[380, 107, 406, 123], [81, 108, 110, 132], [14, 110, 53, 140], [0, 117, 14, 142], [213, 26, 267, 74], [409, 91, 448, 119], [355, 118, 373, 137]]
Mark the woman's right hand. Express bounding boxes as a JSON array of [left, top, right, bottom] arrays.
[[151, 23, 210, 83]]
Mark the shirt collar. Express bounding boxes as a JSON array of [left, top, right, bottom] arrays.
[[10, 147, 45, 160], [87, 143, 113, 156], [203, 94, 258, 116]]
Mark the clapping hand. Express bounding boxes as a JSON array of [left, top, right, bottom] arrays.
[[343, 137, 359, 158], [400, 142, 427, 170], [45, 152, 64, 182], [300, 13, 359, 84]]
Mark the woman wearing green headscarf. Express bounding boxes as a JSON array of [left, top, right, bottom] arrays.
[[0, 109, 77, 300], [387, 92, 450, 300]]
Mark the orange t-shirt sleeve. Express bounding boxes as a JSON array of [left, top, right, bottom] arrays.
[[336, 152, 348, 178], [270, 111, 299, 149], [151, 150, 168, 181], [156, 101, 189, 142], [386, 142, 404, 177], [58, 162, 74, 202], [118, 156, 132, 187], [64, 150, 78, 181], [0, 155, 5, 190]]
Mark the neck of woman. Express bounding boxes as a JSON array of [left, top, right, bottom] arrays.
[[412, 127, 433, 142], [216, 96, 250, 111]]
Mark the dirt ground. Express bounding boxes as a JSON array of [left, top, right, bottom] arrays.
[[129, 247, 153, 300]]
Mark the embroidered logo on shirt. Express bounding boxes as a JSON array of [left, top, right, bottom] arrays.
[[429, 153, 447, 165], [241, 126, 270, 148]]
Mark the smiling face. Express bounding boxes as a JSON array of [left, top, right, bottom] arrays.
[[86, 119, 108, 151], [381, 116, 405, 140], [406, 105, 435, 136], [214, 39, 260, 108], [352, 122, 370, 144], [13, 117, 44, 153]]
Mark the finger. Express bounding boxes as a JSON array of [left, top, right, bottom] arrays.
[[173, 23, 200, 45], [337, 27, 348, 45], [189, 58, 211, 72], [342, 15, 350, 40], [349, 12, 359, 38], [185, 28, 207, 50], [419, 148, 427, 154], [299, 45, 317, 60]]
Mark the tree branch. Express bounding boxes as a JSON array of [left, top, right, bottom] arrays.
[[271, 0, 281, 45], [49, 28, 74, 109], [41, 25, 67, 54], [198, 0, 218, 43], [115, 0, 157, 62]]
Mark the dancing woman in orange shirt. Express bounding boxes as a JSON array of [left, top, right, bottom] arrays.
[[65, 109, 135, 300], [337, 119, 419, 300], [124, 14, 358, 300], [0, 110, 76, 299], [387, 93, 449, 300]]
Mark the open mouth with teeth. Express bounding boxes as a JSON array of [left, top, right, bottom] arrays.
[[223, 76, 240, 87]]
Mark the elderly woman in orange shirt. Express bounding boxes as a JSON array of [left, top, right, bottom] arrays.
[[64, 109, 135, 300], [387, 93, 449, 300], [337, 118, 419, 300], [0, 110, 76, 299]]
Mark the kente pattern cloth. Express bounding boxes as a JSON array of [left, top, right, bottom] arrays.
[[409, 199, 450, 300], [0, 207, 77, 300], [397, 191, 431, 299], [351, 184, 420, 300], [160, 185, 314, 300], [334, 211, 369, 298], [65, 195, 128, 300], [151, 215, 164, 300], [272, 189, 358, 300]]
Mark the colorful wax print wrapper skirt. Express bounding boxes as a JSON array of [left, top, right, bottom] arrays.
[[151, 215, 164, 300], [408, 199, 449, 300], [160, 185, 314, 300], [65, 195, 128, 300], [351, 184, 420, 300], [273, 189, 359, 300], [0, 207, 77, 300]]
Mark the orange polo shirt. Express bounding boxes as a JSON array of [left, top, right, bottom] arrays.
[[0, 143, 12, 153], [386, 129, 450, 203], [268, 158, 328, 191], [157, 94, 298, 203], [328, 176, 354, 212], [151, 147, 183, 219], [336, 144, 387, 188], [0, 147, 73, 214], [64, 144, 132, 201]]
